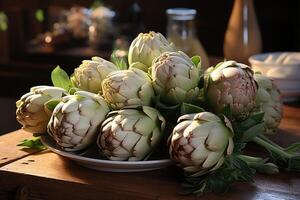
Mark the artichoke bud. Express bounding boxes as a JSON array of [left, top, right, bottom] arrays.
[[16, 86, 67, 134], [128, 31, 176, 72], [97, 106, 166, 161], [129, 62, 148, 72], [71, 56, 118, 94], [47, 91, 109, 151], [253, 73, 283, 134], [151, 51, 201, 105], [102, 68, 155, 109], [169, 112, 234, 174], [205, 60, 258, 120]]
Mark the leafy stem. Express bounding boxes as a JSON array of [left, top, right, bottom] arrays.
[[253, 137, 292, 158], [252, 136, 300, 171], [237, 154, 279, 174]]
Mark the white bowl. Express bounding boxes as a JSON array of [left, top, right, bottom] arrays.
[[249, 52, 300, 102]]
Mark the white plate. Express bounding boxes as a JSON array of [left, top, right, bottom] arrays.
[[41, 134, 174, 172]]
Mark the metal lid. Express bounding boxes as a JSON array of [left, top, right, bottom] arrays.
[[166, 8, 197, 20]]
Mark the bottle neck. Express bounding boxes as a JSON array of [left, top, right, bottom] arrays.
[[167, 18, 196, 40]]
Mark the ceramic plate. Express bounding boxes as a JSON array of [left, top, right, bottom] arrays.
[[41, 134, 173, 172]]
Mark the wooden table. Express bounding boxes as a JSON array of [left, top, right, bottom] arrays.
[[1, 104, 300, 200]]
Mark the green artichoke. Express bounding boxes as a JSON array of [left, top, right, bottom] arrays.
[[128, 31, 176, 72], [205, 60, 257, 120], [254, 73, 283, 134], [16, 86, 67, 133], [102, 68, 155, 109], [169, 112, 234, 174], [97, 106, 165, 161], [71, 56, 118, 93], [151, 51, 201, 105], [47, 91, 109, 151]]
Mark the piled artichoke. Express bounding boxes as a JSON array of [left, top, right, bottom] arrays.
[[71, 56, 118, 93], [48, 91, 109, 151], [169, 112, 234, 174], [205, 60, 258, 120], [16, 86, 67, 133], [97, 106, 165, 161], [101, 68, 155, 109], [151, 51, 201, 105], [128, 31, 176, 72], [253, 73, 283, 134], [16, 31, 295, 196]]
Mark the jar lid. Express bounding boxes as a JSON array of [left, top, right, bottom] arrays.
[[166, 8, 196, 20]]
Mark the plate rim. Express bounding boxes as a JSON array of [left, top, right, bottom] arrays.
[[40, 135, 173, 166]]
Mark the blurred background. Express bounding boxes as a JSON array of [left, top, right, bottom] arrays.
[[0, 0, 300, 133]]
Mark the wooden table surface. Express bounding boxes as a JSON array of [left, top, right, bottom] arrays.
[[0, 104, 300, 200]]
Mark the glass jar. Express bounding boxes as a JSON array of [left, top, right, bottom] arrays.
[[166, 8, 209, 69]]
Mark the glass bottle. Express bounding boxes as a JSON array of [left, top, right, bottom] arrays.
[[166, 8, 210, 69], [223, 0, 262, 63]]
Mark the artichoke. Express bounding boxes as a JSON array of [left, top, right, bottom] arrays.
[[128, 31, 176, 72], [102, 68, 155, 109], [169, 112, 234, 174], [47, 91, 109, 151], [254, 73, 283, 134], [16, 86, 67, 133], [71, 56, 118, 94], [97, 106, 165, 161], [205, 60, 257, 120], [151, 51, 201, 105]]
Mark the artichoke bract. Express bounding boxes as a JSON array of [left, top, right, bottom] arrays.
[[16, 86, 67, 133], [102, 68, 155, 109], [71, 56, 118, 93], [151, 51, 201, 105], [47, 91, 109, 151], [254, 73, 283, 134], [128, 31, 176, 72], [169, 112, 234, 174], [205, 60, 257, 120], [97, 106, 165, 161]]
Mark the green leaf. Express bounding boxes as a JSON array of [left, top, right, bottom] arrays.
[[240, 123, 264, 142], [180, 103, 205, 115], [0, 11, 8, 31], [191, 56, 201, 67], [110, 50, 128, 70], [182, 154, 256, 196], [35, 9, 44, 22], [285, 143, 300, 153], [233, 143, 246, 154], [17, 137, 46, 150], [51, 66, 72, 91], [68, 87, 80, 95], [45, 99, 61, 112], [238, 112, 264, 131]]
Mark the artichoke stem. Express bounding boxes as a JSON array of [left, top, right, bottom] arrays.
[[238, 154, 264, 164], [252, 137, 292, 159], [238, 154, 279, 174], [258, 134, 284, 150]]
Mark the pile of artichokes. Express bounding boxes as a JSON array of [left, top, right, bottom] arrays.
[[16, 31, 300, 196]]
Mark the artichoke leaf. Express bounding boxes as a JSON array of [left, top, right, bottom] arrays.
[[51, 66, 72, 91], [180, 103, 205, 115], [240, 123, 264, 142]]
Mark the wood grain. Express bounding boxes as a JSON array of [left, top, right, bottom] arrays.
[[0, 104, 300, 200], [0, 129, 40, 167], [0, 150, 300, 200]]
